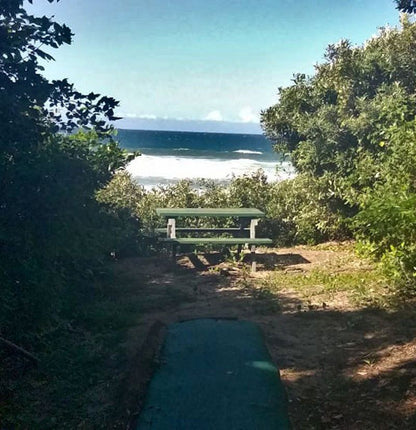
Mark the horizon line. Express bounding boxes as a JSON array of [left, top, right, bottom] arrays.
[[115, 127, 265, 136]]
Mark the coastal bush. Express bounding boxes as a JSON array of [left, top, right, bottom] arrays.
[[0, 2, 135, 341], [0, 3, 142, 426], [266, 174, 351, 245], [99, 169, 351, 247], [98, 173, 238, 232], [0, 130, 136, 339], [99, 172, 259, 233], [261, 16, 416, 291], [353, 117, 416, 293], [355, 186, 416, 293], [395, 0, 416, 14]]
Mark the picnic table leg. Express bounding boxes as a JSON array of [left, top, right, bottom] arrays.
[[237, 218, 243, 256], [251, 244, 256, 272], [250, 219, 259, 239], [167, 218, 176, 238], [167, 218, 177, 261], [249, 219, 259, 271], [237, 217, 250, 257]]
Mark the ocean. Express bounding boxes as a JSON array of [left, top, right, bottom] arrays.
[[116, 129, 294, 189]]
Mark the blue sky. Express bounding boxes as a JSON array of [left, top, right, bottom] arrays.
[[26, 0, 400, 132]]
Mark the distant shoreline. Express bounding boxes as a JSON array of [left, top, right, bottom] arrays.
[[114, 117, 263, 135], [116, 127, 264, 137]]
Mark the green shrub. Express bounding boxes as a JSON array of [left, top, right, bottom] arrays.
[[0, 131, 137, 340], [354, 182, 416, 294], [266, 174, 351, 244], [98, 170, 352, 248], [261, 17, 416, 290]]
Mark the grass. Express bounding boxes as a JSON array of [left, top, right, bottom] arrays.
[[260, 247, 394, 308]]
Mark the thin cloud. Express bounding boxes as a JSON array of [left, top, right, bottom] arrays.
[[204, 110, 223, 121], [137, 114, 157, 119], [238, 106, 258, 123], [117, 112, 158, 119], [117, 112, 138, 118]]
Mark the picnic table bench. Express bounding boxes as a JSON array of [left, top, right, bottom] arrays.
[[155, 208, 273, 271]]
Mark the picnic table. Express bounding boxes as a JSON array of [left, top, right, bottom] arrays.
[[155, 208, 273, 271]]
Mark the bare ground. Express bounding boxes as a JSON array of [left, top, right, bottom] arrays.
[[116, 245, 416, 430]]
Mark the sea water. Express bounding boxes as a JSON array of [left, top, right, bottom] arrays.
[[117, 129, 294, 189]]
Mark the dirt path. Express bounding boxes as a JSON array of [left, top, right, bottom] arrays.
[[117, 245, 416, 429]]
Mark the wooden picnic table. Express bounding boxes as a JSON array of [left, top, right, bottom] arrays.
[[155, 208, 272, 271]]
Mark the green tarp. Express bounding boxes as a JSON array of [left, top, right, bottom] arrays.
[[136, 319, 290, 430]]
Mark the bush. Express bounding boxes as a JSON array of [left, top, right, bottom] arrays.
[[266, 174, 351, 244], [261, 17, 416, 290], [0, 2, 138, 342], [98, 170, 352, 248], [354, 182, 416, 294], [0, 131, 137, 340]]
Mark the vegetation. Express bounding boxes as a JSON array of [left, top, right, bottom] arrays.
[[261, 16, 416, 293], [261, 242, 393, 308], [98, 169, 350, 249], [2, 0, 416, 427], [0, 1, 143, 426], [0, 0, 137, 376], [396, 0, 416, 13]]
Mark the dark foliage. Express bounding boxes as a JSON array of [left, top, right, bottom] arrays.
[[0, 1, 137, 343], [396, 0, 416, 13]]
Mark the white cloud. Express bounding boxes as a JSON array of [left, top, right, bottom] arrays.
[[116, 112, 158, 119], [116, 112, 137, 118], [137, 113, 157, 120], [238, 106, 258, 123], [204, 110, 223, 121]]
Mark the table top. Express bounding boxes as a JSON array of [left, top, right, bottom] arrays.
[[155, 208, 265, 218]]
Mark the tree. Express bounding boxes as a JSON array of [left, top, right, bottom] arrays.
[[0, 0, 137, 340], [396, 0, 416, 13], [261, 17, 416, 290], [262, 18, 416, 188]]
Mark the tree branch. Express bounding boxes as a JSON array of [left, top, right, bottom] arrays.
[[0, 336, 39, 365]]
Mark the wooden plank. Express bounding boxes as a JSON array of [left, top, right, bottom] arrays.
[[159, 238, 273, 245], [155, 208, 265, 218], [154, 227, 250, 234]]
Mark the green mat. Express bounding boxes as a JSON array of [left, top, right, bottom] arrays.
[[136, 319, 290, 429]]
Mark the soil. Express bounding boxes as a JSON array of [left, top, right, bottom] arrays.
[[116, 245, 416, 430]]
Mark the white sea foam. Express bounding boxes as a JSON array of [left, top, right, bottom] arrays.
[[233, 149, 263, 155], [127, 154, 295, 189]]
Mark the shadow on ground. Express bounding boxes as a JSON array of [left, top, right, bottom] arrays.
[[187, 251, 310, 272], [117, 251, 416, 430]]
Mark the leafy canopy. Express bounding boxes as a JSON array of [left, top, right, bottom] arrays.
[[0, 0, 136, 340], [396, 0, 416, 13], [261, 15, 416, 291]]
